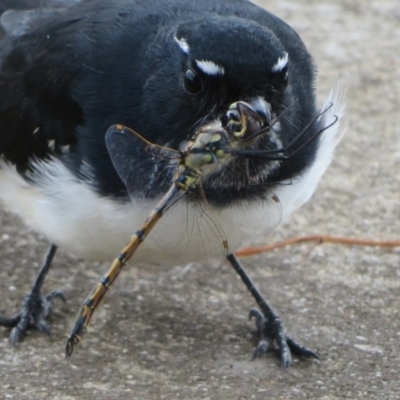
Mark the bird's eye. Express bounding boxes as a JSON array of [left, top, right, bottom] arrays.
[[183, 69, 203, 95]]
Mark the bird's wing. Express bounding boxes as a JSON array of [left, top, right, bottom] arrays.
[[0, 1, 83, 40], [0, 1, 90, 171]]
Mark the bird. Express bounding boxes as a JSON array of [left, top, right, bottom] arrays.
[[0, 0, 345, 368]]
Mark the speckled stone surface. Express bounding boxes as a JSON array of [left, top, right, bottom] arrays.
[[1, 1, 400, 399]]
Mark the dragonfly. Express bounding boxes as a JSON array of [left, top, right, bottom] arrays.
[[65, 100, 337, 359]]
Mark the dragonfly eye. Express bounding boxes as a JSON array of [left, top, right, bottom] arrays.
[[226, 109, 240, 122], [221, 107, 243, 136], [183, 68, 203, 95]]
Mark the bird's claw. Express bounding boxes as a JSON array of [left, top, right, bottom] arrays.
[[0, 289, 66, 345], [249, 307, 319, 369]]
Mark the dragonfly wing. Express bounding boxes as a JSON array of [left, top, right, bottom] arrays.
[[146, 191, 282, 265], [218, 191, 282, 231], [216, 191, 283, 251], [105, 124, 177, 202], [145, 196, 229, 265]]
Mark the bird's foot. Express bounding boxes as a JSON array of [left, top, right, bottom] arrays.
[[249, 307, 319, 369], [0, 289, 66, 344]]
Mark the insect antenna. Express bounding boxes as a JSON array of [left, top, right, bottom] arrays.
[[189, 103, 218, 133]]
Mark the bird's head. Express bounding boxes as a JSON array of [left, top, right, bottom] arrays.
[[141, 15, 291, 148], [114, 13, 317, 203]]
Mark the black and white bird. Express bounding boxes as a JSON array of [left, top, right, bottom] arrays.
[[0, 0, 345, 368]]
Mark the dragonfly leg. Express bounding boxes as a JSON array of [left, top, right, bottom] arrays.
[[0, 244, 66, 344], [227, 253, 319, 368]]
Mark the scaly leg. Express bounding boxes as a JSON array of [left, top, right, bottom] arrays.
[[227, 253, 319, 368], [0, 244, 65, 344]]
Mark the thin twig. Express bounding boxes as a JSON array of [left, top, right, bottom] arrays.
[[236, 235, 400, 258]]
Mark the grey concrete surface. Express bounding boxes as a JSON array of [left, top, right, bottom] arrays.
[[1, 0, 400, 399]]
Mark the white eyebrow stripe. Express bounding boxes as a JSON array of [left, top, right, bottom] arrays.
[[272, 52, 289, 72], [174, 35, 190, 54], [195, 60, 225, 76]]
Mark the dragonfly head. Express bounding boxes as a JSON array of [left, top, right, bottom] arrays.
[[222, 101, 267, 145], [179, 98, 272, 187]]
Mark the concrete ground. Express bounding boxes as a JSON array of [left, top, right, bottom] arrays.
[[1, 0, 400, 399]]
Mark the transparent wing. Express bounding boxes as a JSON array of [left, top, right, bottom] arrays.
[[145, 196, 229, 265], [215, 191, 283, 251], [218, 191, 282, 232], [105, 124, 178, 202], [138, 190, 282, 265]]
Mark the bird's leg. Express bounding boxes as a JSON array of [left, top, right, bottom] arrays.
[[226, 253, 319, 368], [0, 244, 65, 344]]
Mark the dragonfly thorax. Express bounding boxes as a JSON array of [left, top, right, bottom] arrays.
[[177, 125, 233, 190]]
